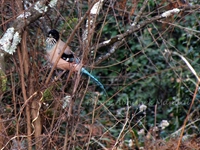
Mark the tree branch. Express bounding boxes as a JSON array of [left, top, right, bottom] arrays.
[[0, 0, 58, 55], [96, 8, 181, 51]]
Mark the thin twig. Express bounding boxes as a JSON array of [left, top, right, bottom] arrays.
[[176, 81, 199, 150]]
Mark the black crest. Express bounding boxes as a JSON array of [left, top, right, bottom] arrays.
[[48, 29, 60, 41]]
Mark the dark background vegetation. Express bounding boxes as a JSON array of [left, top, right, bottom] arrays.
[[0, 0, 200, 149]]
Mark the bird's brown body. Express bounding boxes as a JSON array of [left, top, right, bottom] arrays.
[[45, 29, 106, 93], [46, 39, 82, 72]]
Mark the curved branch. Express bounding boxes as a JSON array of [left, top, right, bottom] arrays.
[[0, 0, 58, 55], [96, 8, 182, 50]]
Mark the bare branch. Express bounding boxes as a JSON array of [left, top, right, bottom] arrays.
[[0, 0, 58, 55], [94, 0, 149, 65], [82, 0, 104, 42], [96, 8, 182, 50], [95, 40, 124, 66], [82, 0, 104, 62], [132, 0, 149, 26]]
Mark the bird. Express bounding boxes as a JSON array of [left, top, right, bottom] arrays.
[[45, 29, 106, 93]]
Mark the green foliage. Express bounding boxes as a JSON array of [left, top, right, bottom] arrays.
[[0, 70, 7, 92], [43, 85, 54, 102], [42, 82, 62, 103], [59, 17, 78, 38], [1, 1, 200, 149], [96, 1, 200, 140]]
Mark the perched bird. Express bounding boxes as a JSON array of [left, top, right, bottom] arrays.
[[45, 29, 106, 93]]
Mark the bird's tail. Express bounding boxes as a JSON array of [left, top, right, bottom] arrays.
[[81, 68, 106, 94]]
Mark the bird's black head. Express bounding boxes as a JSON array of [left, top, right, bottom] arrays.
[[47, 29, 60, 41]]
